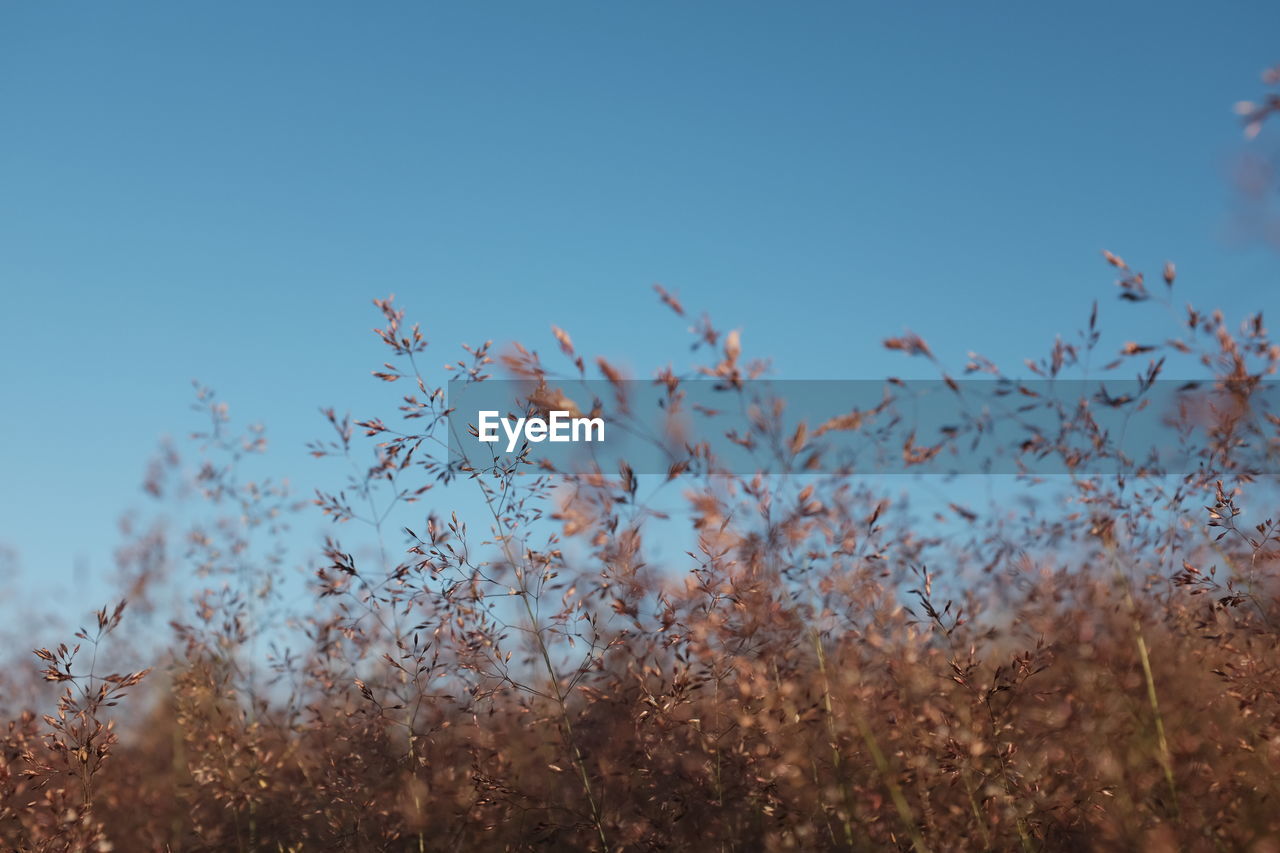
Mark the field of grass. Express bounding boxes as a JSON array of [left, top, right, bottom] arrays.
[[4, 246, 1280, 853]]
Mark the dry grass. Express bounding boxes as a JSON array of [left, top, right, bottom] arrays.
[[4, 267, 1280, 853], [8, 72, 1280, 853]]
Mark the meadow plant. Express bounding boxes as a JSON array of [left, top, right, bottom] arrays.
[[8, 79, 1280, 853]]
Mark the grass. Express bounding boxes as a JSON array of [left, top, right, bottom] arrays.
[[6, 76, 1280, 849]]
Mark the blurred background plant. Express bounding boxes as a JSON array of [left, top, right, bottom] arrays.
[[5, 12, 1280, 852], [5, 231, 1280, 850]]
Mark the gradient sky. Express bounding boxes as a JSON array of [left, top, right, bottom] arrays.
[[3, 2, 1279, 613]]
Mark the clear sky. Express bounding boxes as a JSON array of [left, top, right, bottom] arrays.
[[2, 2, 1279, 612]]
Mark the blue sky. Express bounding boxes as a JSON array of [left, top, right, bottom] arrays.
[[2, 2, 1279, 612]]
